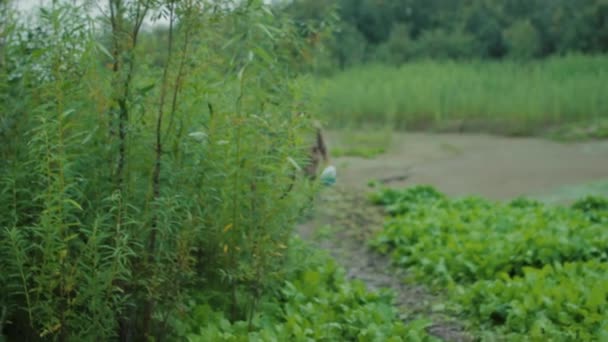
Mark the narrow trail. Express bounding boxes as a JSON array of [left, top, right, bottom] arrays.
[[297, 186, 472, 341], [297, 132, 608, 341]]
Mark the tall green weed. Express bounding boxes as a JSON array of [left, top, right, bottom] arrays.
[[0, 0, 322, 339]]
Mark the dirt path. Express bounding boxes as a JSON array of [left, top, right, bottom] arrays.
[[298, 188, 472, 341], [298, 132, 608, 341]]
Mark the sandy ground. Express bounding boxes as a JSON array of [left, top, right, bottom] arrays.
[[298, 132, 608, 341]]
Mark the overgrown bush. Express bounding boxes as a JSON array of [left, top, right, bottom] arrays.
[[0, 0, 324, 339]]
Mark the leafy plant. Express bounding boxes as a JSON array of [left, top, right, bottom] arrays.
[[458, 261, 608, 341], [185, 238, 437, 342], [370, 185, 608, 339]]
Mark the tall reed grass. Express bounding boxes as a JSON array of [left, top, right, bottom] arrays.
[[314, 55, 608, 135]]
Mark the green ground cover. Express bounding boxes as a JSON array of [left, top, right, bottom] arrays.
[[185, 238, 435, 342], [371, 186, 608, 340]]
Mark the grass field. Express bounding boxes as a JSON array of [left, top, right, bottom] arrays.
[[313, 55, 608, 136]]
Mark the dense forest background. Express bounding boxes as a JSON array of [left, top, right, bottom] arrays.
[[281, 0, 608, 69]]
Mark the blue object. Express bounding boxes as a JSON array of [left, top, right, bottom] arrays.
[[320, 166, 336, 186]]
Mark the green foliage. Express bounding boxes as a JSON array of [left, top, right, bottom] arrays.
[[371, 186, 608, 284], [370, 185, 608, 339], [332, 23, 368, 69], [572, 196, 608, 213], [369, 186, 444, 212], [283, 0, 608, 66], [571, 196, 608, 223], [504, 20, 542, 60], [312, 55, 608, 135], [275, 0, 340, 74], [329, 129, 392, 159], [185, 238, 437, 342], [459, 261, 608, 340], [373, 24, 412, 65], [0, 0, 322, 339], [408, 29, 476, 61]]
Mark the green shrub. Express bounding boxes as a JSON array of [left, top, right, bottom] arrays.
[[0, 1, 320, 339]]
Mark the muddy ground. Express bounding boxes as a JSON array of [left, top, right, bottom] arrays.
[[297, 132, 608, 341], [331, 132, 608, 199]]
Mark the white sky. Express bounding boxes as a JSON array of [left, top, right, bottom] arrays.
[[12, 0, 281, 29], [14, 0, 102, 19], [12, 0, 170, 27], [14, 0, 54, 12], [13, 0, 278, 11]]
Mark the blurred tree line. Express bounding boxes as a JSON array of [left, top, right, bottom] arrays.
[[279, 0, 608, 68]]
